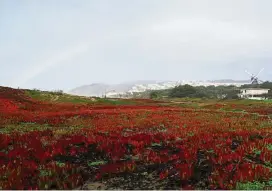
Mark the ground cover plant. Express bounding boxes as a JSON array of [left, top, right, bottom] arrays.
[[0, 86, 271, 189]]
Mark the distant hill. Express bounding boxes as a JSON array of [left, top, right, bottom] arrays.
[[69, 83, 110, 97], [69, 81, 158, 97], [69, 80, 251, 97]]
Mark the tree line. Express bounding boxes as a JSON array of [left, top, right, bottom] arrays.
[[149, 81, 272, 99]]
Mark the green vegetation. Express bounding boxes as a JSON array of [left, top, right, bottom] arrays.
[[95, 98, 137, 105], [219, 108, 245, 112], [25, 89, 137, 105], [87, 160, 107, 166], [264, 99, 272, 103], [150, 91, 160, 99], [236, 180, 272, 190], [147, 81, 272, 100], [148, 84, 240, 99], [258, 122, 272, 129], [169, 84, 198, 98], [25, 89, 96, 104], [241, 81, 272, 89], [0, 122, 89, 134], [0, 123, 51, 134]]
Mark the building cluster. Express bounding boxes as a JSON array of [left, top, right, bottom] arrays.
[[239, 88, 270, 100]]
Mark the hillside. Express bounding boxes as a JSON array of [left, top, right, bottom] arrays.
[[0, 86, 272, 189]]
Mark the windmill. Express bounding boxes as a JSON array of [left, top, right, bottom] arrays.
[[245, 68, 264, 85]]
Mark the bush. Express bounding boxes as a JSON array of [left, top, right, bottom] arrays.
[[169, 85, 197, 98], [150, 91, 159, 99], [51, 90, 64, 96]]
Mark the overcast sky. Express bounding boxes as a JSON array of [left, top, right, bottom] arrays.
[[0, 0, 272, 91]]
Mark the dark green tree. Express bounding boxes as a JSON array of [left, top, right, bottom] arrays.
[[169, 85, 197, 98], [150, 91, 159, 99], [260, 81, 272, 90]]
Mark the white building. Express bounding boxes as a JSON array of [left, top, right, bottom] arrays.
[[239, 88, 270, 100]]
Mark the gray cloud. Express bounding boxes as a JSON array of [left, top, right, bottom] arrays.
[[0, 0, 271, 90]]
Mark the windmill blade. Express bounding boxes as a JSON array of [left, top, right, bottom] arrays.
[[245, 70, 254, 77], [255, 68, 264, 78]]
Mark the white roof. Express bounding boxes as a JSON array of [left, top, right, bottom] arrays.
[[240, 88, 270, 90]]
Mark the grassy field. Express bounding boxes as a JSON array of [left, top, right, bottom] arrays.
[[0, 87, 271, 189]]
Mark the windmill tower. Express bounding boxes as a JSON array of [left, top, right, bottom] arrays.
[[245, 68, 264, 85]]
